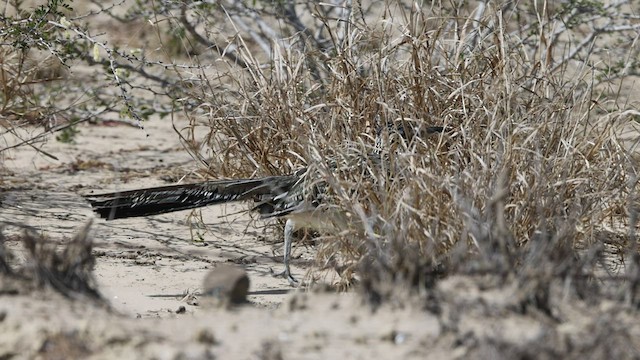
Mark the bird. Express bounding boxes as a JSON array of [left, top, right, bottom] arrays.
[[84, 124, 447, 286], [84, 167, 336, 285]]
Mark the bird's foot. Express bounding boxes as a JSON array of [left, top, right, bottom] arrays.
[[272, 268, 299, 287]]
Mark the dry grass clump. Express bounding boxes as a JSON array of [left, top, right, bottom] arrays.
[[180, 1, 640, 305], [0, 221, 102, 301]]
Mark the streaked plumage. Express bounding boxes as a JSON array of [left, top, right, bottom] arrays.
[[85, 168, 320, 285]]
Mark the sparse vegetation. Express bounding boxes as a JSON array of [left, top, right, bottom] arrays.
[[167, 0, 640, 308], [2, 0, 640, 315], [5, 1, 640, 357]]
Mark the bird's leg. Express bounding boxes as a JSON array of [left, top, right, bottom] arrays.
[[273, 218, 299, 285], [282, 218, 299, 285]]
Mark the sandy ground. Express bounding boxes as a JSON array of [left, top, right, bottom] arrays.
[[2, 118, 640, 360], [1, 118, 309, 310]]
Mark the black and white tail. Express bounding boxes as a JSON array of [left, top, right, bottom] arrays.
[[84, 175, 300, 220]]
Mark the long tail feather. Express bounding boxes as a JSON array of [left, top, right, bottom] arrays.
[[84, 175, 297, 220]]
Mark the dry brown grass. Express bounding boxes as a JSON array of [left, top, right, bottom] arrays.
[[0, 221, 102, 301], [176, 0, 640, 306]]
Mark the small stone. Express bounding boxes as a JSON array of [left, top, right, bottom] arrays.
[[201, 265, 250, 307]]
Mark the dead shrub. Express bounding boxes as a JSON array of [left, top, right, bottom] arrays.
[[176, 0, 640, 307]]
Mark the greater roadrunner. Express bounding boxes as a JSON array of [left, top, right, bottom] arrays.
[[85, 168, 331, 285], [84, 125, 446, 285]]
